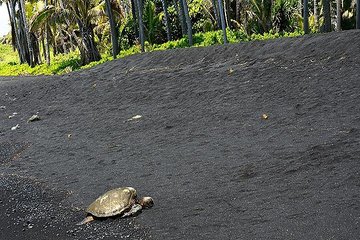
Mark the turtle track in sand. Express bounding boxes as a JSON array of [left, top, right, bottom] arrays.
[[0, 142, 30, 164]]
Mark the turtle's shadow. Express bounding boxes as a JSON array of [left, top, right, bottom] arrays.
[[93, 210, 142, 223]]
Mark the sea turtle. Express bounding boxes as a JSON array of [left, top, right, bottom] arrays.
[[77, 187, 154, 225]]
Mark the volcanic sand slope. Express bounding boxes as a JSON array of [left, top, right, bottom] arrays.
[[0, 30, 360, 239]]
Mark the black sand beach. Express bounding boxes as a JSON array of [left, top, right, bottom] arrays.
[[0, 30, 359, 239]]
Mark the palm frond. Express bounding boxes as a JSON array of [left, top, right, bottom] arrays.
[[30, 5, 55, 32]]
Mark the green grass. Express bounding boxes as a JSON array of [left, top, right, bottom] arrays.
[[0, 29, 304, 76], [0, 44, 19, 64], [0, 49, 83, 76]]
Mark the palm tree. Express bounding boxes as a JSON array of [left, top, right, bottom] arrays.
[[336, 0, 341, 31], [314, 0, 318, 29], [303, 0, 309, 33], [1, 0, 23, 59], [2, 0, 39, 66], [181, 0, 192, 46], [235, 0, 252, 34], [250, 0, 273, 33], [67, 0, 101, 65], [105, 0, 119, 58], [160, 0, 171, 41], [176, 0, 187, 36], [134, 0, 145, 52], [357, 0, 360, 29], [322, 0, 331, 32], [3, 2, 14, 51], [44, 0, 51, 65], [224, 0, 230, 27], [235, 0, 240, 24], [130, 0, 139, 36], [217, 0, 227, 43], [212, 0, 221, 29], [58, 0, 79, 52], [19, 0, 35, 67], [31, 2, 73, 63]]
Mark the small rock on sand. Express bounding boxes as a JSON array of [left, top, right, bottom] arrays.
[[8, 112, 18, 119], [28, 114, 41, 123], [11, 124, 20, 130], [125, 115, 142, 122]]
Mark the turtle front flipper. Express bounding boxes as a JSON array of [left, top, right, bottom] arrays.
[[77, 215, 95, 225], [122, 204, 142, 218]]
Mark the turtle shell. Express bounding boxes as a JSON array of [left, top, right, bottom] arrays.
[[86, 187, 137, 218]]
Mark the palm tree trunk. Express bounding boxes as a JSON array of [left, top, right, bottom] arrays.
[[53, 0, 67, 54], [235, 0, 240, 23], [41, 35, 46, 63], [30, 32, 40, 65], [7, 0, 26, 63], [19, 0, 34, 67], [357, 0, 360, 29], [177, 0, 187, 36], [322, 0, 331, 32], [224, 0, 230, 28], [45, 0, 51, 65], [135, 0, 145, 52], [303, 0, 309, 34], [44, 25, 51, 64], [336, 0, 341, 31], [52, 24, 57, 56], [75, 19, 101, 65], [244, 9, 249, 35], [217, 0, 227, 43], [130, 0, 139, 36], [57, 25, 68, 54], [19, 16, 30, 62], [5, 1, 16, 51], [314, 0, 318, 29], [181, 0, 193, 46], [212, 0, 221, 29], [105, 0, 120, 58], [160, 0, 171, 41], [69, 1, 101, 65]]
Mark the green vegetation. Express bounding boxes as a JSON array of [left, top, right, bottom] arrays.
[[0, 29, 303, 76], [0, 44, 18, 63], [0, 0, 355, 76], [0, 49, 81, 76]]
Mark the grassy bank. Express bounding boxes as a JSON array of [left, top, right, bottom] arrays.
[[0, 30, 303, 76]]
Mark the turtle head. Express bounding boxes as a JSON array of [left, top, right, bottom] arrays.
[[138, 197, 154, 208]]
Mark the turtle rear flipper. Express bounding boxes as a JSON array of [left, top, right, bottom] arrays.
[[77, 215, 95, 225]]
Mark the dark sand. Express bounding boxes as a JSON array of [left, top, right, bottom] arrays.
[[0, 30, 360, 239]]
